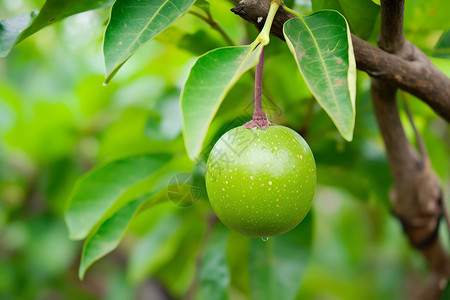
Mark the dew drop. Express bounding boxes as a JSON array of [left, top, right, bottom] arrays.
[[261, 237, 269, 242]]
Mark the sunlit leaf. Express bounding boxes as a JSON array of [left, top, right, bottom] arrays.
[[312, 0, 379, 39], [181, 43, 263, 160], [103, 0, 196, 83], [249, 213, 313, 300], [196, 222, 230, 300], [0, 0, 113, 57], [434, 30, 450, 59], [283, 10, 356, 141], [65, 154, 172, 240]]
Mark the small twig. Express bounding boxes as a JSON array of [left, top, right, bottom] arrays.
[[400, 91, 427, 157], [189, 10, 235, 46]]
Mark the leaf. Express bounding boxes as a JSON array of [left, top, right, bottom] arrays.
[[434, 30, 450, 59], [194, 0, 211, 14], [65, 153, 172, 240], [0, 0, 113, 57], [103, 0, 196, 83], [196, 223, 230, 300], [312, 0, 379, 40], [127, 213, 184, 283], [79, 193, 154, 279], [283, 10, 356, 141], [181, 43, 264, 160], [249, 213, 313, 300], [0, 11, 38, 57]]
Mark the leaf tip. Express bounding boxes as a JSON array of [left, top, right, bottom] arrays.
[[78, 266, 86, 281], [341, 129, 354, 142]]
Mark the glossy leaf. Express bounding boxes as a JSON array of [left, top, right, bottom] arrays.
[[103, 0, 196, 83], [65, 153, 172, 240], [79, 194, 152, 279], [128, 213, 184, 283], [181, 44, 264, 160], [0, 11, 38, 57], [312, 0, 379, 40], [0, 0, 113, 57], [196, 223, 230, 300], [249, 213, 313, 300], [283, 11, 356, 141]]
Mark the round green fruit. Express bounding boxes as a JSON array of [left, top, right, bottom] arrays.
[[205, 125, 316, 237]]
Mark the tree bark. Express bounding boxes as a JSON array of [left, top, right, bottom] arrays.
[[229, 0, 450, 298]]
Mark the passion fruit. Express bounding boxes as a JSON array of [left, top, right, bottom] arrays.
[[205, 125, 316, 237]]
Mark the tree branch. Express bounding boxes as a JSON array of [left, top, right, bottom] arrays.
[[229, 0, 450, 298], [378, 0, 406, 53], [229, 0, 450, 122], [373, 1, 449, 298]]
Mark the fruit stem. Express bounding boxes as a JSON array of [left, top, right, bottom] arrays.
[[256, 0, 281, 46], [281, 4, 302, 18], [254, 46, 265, 116], [244, 0, 282, 130], [244, 46, 274, 129]]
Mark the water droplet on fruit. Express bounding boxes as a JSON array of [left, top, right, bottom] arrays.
[[261, 237, 269, 242]]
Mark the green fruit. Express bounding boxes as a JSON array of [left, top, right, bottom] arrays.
[[205, 125, 316, 237]]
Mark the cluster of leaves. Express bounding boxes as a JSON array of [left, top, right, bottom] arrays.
[[1, 0, 450, 299]]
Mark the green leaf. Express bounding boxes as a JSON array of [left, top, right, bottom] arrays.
[[249, 213, 313, 300], [127, 213, 184, 283], [0, 0, 113, 57], [181, 44, 263, 160], [312, 0, 379, 40], [194, 0, 211, 14], [283, 11, 356, 141], [65, 153, 172, 240], [196, 223, 230, 300], [434, 30, 450, 59], [103, 0, 196, 83], [79, 193, 153, 280], [0, 11, 38, 57]]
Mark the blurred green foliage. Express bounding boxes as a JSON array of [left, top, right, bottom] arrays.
[[1, 0, 450, 299]]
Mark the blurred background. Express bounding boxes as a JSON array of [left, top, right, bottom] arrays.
[[1, 0, 450, 299]]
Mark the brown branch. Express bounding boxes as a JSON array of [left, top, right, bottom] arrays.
[[373, 1, 449, 298], [229, 0, 450, 298], [378, 0, 406, 53], [229, 0, 450, 122]]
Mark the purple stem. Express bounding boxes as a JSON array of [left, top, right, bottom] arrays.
[[253, 46, 266, 119], [243, 45, 273, 129]]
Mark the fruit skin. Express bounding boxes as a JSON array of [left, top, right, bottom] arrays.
[[205, 125, 316, 237]]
